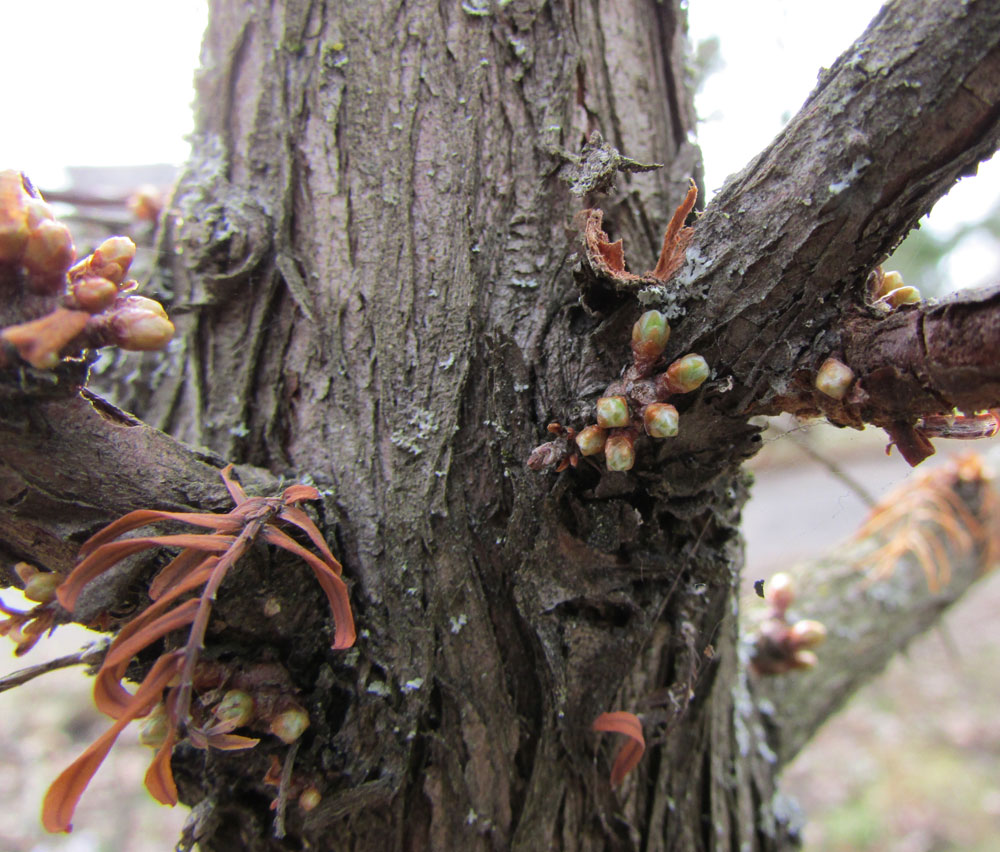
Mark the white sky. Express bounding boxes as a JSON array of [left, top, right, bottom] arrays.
[[0, 0, 996, 273], [687, 0, 1000, 288]]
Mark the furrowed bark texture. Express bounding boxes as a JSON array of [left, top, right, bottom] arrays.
[[3, 0, 1000, 850]]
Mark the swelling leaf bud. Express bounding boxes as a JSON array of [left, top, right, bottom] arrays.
[[631, 310, 671, 360], [605, 434, 635, 471], [270, 708, 310, 744], [815, 357, 854, 400], [664, 354, 709, 393], [23, 572, 60, 604], [0, 170, 30, 262], [106, 295, 174, 350], [214, 690, 255, 729], [596, 396, 630, 429], [69, 276, 119, 313], [575, 424, 608, 456], [643, 403, 679, 438], [23, 219, 75, 280], [877, 285, 921, 308]]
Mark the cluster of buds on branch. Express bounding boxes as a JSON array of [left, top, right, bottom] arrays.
[[528, 309, 710, 472], [813, 268, 921, 404], [0, 170, 173, 371], [750, 572, 827, 675]]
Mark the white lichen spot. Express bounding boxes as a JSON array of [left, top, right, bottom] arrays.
[[449, 613, 468, 634], [390, 406, 439, 455], [366, 681, 391, 697], [757, 739, 777, 764], [509, 276, 539, 289], [461, 0, 490, 15], [403, 677, 424, 692]]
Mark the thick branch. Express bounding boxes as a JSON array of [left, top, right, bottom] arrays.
[[761, 283, 1000, 464], [633, 0, 1000, 419], [750, 456, 997, 766], [0, 389, 277, 603]]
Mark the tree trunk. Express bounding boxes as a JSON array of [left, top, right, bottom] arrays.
[[3, 0, 1000, 850]]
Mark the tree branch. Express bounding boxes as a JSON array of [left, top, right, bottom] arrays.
[[750, 455, 998, 766], [604, 0, 1000, 439], [0, 389, 277, 616]]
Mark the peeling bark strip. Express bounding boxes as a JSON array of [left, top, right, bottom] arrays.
[[3, 0, 1000, 850]]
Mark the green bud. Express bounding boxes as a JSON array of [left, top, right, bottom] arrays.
[[595, 396, 630, 429], [643, 403, 679, 438], [631, 310, 670, 356], [270, 707, 310, 743], [604, 435, 635, 471], [214, 690, 255, 729], [665, 354, 710, 393], [23, 572, 60, 604], [575, 425, 607, 456]]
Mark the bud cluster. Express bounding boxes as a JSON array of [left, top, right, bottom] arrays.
[[528, 308, 712, 473], [750, 572, 828, 675], [0, 169, 174, 371], [869, 267, 921, 310]]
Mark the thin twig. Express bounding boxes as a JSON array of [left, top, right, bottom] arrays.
[[777, 426, 878, 508], [273, 740, 301, 839], [0, 639, 108, 694]]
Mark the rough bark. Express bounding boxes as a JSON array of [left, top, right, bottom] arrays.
[[3, 0, 1000, 850]]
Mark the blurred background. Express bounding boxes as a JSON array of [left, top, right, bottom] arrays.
[[2, 1, 999, 850]]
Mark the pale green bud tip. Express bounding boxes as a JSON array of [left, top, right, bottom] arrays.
[[595, 396, 630, 429], [575, 425, 607, 456], [667, 354, 710, 393], [632, 310, 671, 351], [643, 403, 679, 438], [215, 690, 255, 727], [815, 357, 854, 400], [604, 435, 635, 471], [789, 619, 827, 648], [270, 708, 310, 743], [23, 572, 60, 604]]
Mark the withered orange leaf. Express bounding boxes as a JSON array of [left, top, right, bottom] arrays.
[[57, 534, 237, 611], [262, 527, 356, 649], [592, 710, 646, 787], [651, 180, 697, 281], [42, 653, 181, 832], [143, 729, 178, 806], [79, 510, 243, 555]]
